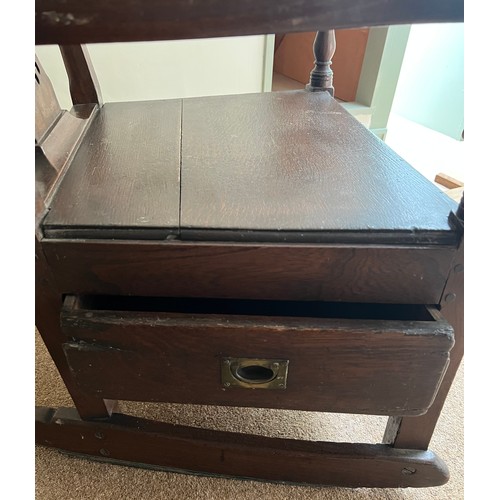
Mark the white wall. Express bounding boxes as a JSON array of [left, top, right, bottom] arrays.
[[391, 23, 464, 140], [36, 36, 270, 110]]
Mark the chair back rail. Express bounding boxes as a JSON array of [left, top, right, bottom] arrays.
[[36, 0, 464, 45]]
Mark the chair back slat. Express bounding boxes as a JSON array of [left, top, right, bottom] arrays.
[[60, 45, 102, 106]]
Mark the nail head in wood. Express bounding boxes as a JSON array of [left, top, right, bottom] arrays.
[[402, 467, 417, 475]]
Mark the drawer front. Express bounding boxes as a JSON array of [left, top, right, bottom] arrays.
[[61, 296, 454, 416]]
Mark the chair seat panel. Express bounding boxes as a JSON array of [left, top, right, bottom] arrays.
[[44, 91, 457, 244], [43, 100, 182, 239], [180, 90, 457, 244]]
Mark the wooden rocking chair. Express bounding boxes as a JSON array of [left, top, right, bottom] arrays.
[[35, 0, 464, 488]]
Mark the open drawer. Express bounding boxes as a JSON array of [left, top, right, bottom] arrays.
[[61, 295, 454, 416]]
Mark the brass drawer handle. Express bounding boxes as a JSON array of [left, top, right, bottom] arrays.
[[221, 358, 289, 390]]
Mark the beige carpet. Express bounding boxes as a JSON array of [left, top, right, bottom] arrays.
[[36, 330, 463, 499]]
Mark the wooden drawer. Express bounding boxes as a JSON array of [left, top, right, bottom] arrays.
[[61, 295, 454, 416]]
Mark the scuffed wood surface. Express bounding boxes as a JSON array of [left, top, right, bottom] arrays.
[[35, 55, 61, 143], [61, 297, 453, 415], [41, 240, 455, 304], [384, 240, 464, 449], [42, 91, 458, 243], [36, 104, 98, 223], [181, 91, 457, 242], [36, 406, 450, 487], [36, 0, 464, 45], [40, 104, 98, 174], [44, 100, 182, 239]]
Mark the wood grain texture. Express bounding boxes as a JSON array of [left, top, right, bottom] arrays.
[[36, 406, 450, 487], [41, 239, 455, 304], [35, 237, 114, 419], [39, 104, 98, 174], [36, 147, 59, 221], [35, 0, 464, 45], [35, 55, 61, 143], [61, 296, 453, 415], [36, 105, 98, 225], [384, 239, 464, 449], [181, 91, 457, 243], [34, 1, 465, 486], [43, 100, 182, 239], [60, 45, 102, 106]]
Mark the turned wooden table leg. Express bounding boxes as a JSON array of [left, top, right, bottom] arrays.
[[306, 30, 336, 96]]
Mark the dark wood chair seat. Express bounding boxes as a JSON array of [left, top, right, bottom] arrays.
[[180, 90, 457, 244], [43, 90, 456, 244], [42, 100, 182, 240]]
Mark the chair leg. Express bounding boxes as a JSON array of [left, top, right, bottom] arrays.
[[384, 241, 464, 449], [36, 237, 115, 420]]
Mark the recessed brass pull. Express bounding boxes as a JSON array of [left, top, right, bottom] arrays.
[[221, 358, 289, 389]]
